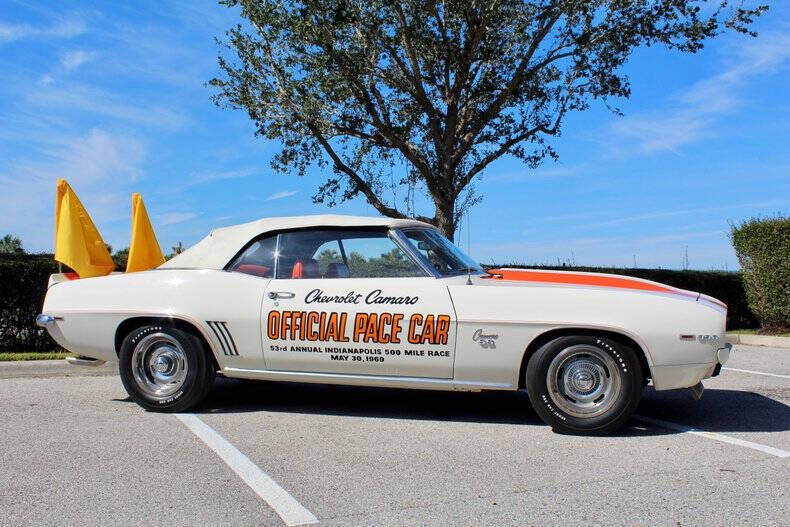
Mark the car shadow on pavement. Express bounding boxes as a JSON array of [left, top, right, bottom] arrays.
[[637, 386, 790, 434], [197, 377, 540, 426], [190, 378, 787, 436]]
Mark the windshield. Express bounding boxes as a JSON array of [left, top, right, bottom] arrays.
[[401, 229, 483, 276]]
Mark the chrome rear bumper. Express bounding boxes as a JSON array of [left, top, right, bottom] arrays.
[[35, 314, 62, 327]]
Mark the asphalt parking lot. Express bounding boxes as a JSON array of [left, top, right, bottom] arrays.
[[1, 344, 788, 526]]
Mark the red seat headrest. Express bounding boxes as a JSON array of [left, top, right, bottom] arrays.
[[292, 259, 319, 279]]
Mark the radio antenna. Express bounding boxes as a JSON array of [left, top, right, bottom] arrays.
[[466, 211, 472, 285]]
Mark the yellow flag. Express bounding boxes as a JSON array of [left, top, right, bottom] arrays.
[[54, 179, 115, 278], [126, 193, 165, 272]]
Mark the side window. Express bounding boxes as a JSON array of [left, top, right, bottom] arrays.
[[275, 228, 425, 279], [342, 237, 423, 278], [228, 235, 276, 278], [314, 240, 343, 276]]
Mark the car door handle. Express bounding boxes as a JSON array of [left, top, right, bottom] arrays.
[[268, 291, 295, 300]]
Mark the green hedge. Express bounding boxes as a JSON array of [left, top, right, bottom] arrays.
[[0, 254, 61, 351], [731, 216, 790, 330], [486, 264, 758, 330], [0, 254, 759, 353]]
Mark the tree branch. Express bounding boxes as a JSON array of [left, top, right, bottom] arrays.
[[451, 9, 563, 168], [391, 1, 445, 156], [459, 95, 570, 189], [305, 122, 410, 219]]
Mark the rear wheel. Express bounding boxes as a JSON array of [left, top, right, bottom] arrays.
[[119, 325, 214, 412], [526, 335, 643, 435]]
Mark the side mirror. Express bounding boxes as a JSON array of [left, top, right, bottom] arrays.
[[417, 241, 431, 251]]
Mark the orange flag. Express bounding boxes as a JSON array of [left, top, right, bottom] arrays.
[[126, 193, 165, 272], [54, 179, 115, 278]]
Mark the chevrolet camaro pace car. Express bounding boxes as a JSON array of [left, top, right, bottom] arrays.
[[38, 215, 731, 435]]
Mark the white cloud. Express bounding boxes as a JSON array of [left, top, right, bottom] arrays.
[[487, 164, 582, 183], [61, 50, 95, 71], [0, 128, 147, 251], [38, 74, 53, 85], [43, 128, 146, 183], [191, 169, 255, 185], [30, 82, 187, 129], [0, 20, 85, 43], [610, 31, 790, 155], [157, 212, 197, 226], [266, 190, 298, 201]]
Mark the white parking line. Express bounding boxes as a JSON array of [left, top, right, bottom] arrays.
[[175, 413, 318, 526], [634, 415, 790, 458], [723, 367, 790, 380]]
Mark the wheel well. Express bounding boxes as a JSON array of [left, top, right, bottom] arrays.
[[114, 316, 220, 372], [517, 328, 652, 389]]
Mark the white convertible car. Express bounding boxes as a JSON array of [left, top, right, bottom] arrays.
[[37, 215, 731, 434]]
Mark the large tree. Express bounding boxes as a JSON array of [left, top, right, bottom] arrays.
[[211, 0, 765, 238]]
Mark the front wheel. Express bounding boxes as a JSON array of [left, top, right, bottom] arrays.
[[119, 325, 214, 412], [526, 335, 643, 435]]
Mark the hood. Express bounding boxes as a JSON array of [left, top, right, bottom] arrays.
[[482, 268, 726, 310]]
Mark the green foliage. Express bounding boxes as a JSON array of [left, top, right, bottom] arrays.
[[0, 234, 25, 254], [731, 216, 790, 330], [112, 247, 130, 270], [0, 254, 62, 351], [0, 251, 763, 356], [487, 264, 759, 330], [316, 247, 342, 274], [166, 241, 185, 260], [347, 248, 422, 278], [315, 246, 422, 277], [212, 0, 765, 236]]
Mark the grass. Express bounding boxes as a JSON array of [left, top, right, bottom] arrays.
[[0, 351, 74, 361]]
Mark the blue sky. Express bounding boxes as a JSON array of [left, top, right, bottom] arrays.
[[1, 1, 788, 270]]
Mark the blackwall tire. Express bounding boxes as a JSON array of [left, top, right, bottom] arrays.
[[526, 335, 643, 435], [119, 325, 214, 412]]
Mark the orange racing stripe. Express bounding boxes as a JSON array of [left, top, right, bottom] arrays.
[[485, 268, 695, 297]]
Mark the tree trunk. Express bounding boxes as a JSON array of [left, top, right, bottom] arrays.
[[434, 200, 456, 240]]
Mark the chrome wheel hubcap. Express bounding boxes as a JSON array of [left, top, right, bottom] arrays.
[[546, 345, 621, 418], [131, 333, 188, 400]]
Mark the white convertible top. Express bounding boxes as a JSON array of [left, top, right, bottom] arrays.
[[160, 214, 434, 270]]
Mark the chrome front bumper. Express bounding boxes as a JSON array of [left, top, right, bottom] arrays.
[[711, 343, 733, 378]]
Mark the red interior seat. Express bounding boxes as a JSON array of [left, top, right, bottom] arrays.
[[292, 259, 319, 279]]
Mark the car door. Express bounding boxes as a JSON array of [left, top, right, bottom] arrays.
[[224, 233, 277, 367], [261, 228, 457, 379]]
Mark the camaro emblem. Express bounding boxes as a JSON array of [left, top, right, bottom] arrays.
[[472, 329, 498, 349], [679, 334, 720, 343]]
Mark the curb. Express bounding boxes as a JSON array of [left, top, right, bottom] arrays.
[[0, 359, 117, 379], [726, 334, 790, 349]]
